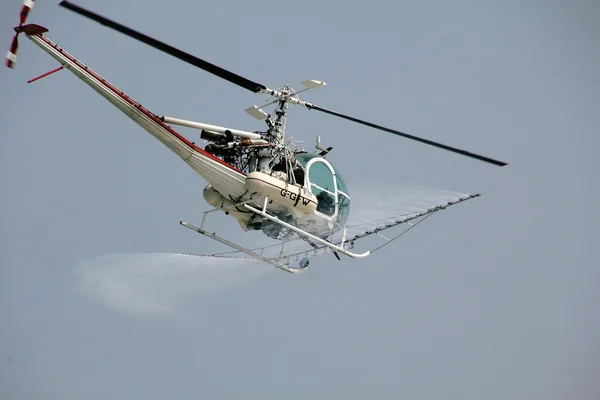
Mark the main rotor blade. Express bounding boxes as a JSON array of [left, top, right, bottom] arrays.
[[305, 104, 507, 167], [58, 1, 267, 93]]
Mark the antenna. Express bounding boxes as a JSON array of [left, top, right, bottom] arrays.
[[315, 135, 333, 156]]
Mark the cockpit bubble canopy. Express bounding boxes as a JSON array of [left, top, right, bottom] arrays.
[[294, 152, 350, 226]]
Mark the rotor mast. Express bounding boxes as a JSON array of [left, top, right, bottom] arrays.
[[255, 86, 295, 174], [265, 90, 289, 146]]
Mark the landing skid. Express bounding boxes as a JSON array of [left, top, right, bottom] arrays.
[[180, 221, 308, 274], [180, 195, 371, 273]]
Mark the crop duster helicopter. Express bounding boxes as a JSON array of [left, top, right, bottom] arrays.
[[6, 1, 507, 273]]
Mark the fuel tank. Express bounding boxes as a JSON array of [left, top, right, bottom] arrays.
[[202, 184, 254, 230]]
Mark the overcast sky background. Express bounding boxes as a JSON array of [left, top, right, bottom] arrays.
[[1, 0, 599, 399]]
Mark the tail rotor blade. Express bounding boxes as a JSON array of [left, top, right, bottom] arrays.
[[5, 34, 18, 68], [19, 0, 36, 26]]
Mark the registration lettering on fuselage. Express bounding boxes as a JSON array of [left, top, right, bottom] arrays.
[[280, 188, 311, 206]]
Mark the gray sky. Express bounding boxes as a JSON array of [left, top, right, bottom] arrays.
[[1, 0, 599, 399]]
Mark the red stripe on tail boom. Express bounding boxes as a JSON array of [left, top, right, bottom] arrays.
[[32, 32, 245, 175]]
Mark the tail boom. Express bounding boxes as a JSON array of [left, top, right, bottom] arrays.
[[21, 26, 248, 198]]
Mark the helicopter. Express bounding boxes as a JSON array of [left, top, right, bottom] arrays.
[[6, 0, 507, 273]]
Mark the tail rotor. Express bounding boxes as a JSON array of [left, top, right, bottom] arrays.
[[5, 0, 36, 68]]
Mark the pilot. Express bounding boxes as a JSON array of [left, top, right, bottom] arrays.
[[293, 167, 305, 186], [316, 191, 335, 214]]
